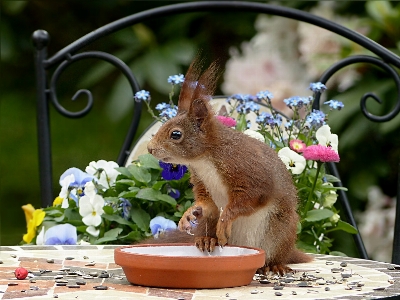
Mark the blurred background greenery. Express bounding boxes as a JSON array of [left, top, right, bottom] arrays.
[[1, 0, 399, 260]]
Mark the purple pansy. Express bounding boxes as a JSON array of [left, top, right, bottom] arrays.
[[44, 224, 77, 245], [159, 162, 187, 180]]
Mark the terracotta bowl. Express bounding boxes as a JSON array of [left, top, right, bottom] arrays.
[[114, 243, 265, 289]]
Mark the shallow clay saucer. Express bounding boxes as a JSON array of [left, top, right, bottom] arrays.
[[114, 243, 265, 288]]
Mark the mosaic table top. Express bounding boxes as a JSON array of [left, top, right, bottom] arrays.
[[0, 245, 399, 300]]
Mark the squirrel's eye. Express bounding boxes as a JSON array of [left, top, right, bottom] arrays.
[[170, 130, 182, 140]]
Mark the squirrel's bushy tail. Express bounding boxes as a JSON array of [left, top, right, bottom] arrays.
[[286, 248, 313, 264]]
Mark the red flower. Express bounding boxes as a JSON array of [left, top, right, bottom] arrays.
[[15, 267, 28, 280], [303, 144, 340, 163], [216, 116, 237, 127], [289, 139, 306, 153]]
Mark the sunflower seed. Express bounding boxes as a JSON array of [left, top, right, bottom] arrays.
[[47, 259, 54, 263], [94, 285, 108, 290], [275, 292, 282, 296]]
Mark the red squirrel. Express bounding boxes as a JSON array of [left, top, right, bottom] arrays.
[[147, 57, 312, 274]]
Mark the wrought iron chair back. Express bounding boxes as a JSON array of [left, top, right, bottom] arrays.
[[32, 1, 400, 263]]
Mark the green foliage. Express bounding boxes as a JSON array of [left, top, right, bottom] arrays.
[[25, 154, 193, 245]]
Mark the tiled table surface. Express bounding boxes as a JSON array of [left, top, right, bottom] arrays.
[[1, 245, 400, 300]]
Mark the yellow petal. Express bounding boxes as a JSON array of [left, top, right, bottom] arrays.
[[53, 197, 63, 206], [22, 204, 35, 228], [33, 209, 45, 227]]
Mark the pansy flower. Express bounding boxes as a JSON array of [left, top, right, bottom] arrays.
[[316, 125, 338, 151], [150, 216, 177, 238], [44, 224, 77, 245], [277, 147, 306, 175], [159, 161, 187, 180], [86, 160, 120, 188]]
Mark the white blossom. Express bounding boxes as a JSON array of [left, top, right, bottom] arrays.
[[79, 182, 105, 227], [316, 125, 338, 151], [85, 160, 120, 188], [59, 174, 75, 208], [278, 147, 306, 175]]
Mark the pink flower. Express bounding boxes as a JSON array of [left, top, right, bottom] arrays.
[[216, 116, 237, 127], [289, 139, 306, 153], [303, 144, 340, 163]]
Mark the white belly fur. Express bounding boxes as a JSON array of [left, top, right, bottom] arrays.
[[190, 159, 276, 259]]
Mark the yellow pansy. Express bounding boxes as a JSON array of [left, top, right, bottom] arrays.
[[22, 204, 45, 244], [53, 197, 63, 206]]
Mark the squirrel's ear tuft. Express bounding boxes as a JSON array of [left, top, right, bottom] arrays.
[[178, 55, 204, 113], [178, 54, 221, 114]]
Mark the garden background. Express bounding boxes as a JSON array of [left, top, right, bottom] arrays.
[[1, 0, 400, 261]]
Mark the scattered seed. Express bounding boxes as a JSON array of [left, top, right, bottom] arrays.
[[325, 261, 334, 265], [275, 292, 282, 296], [250, 290, 259, 294], [85, 262, 96, 266], [292, 291, 297, 295], [65, 257, 74, 260], [10, 254, 17, 258], [53, 294, 58, 298], [8, 283, 18, 286], [30, 279, 36, 283], [67, 285, 80, 288], [340, 262, 347, 267], [76, 280, 86, 285], [282, 278, 294, 283], [30, 286, 39, 290], [60, 268, 70, 271], [260, 279, 271, 284], [341, 273, 352, 279], [56, 283, 67, 286], [325, 287, 330, 291], [297, 282, 309, 287], [54, 275, 63, 279], [388, 265, 395, 270], [99, 273, 109, 278], [94, 285, 108, 290], [56, 280, 68, 283], [331, 268, 343, 273], [0, 261, 3, 264], [88, 272, 98, 277], [83, 256, 89, 259], [83, 276, 94, 279], [373, 287, 386, 291], [47, 259, 54, 263], [273, 285, 284, 290]]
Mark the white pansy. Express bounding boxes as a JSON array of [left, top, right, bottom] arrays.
[[86, 226, 100, 237], [59, 174, 75, 208], [316, 125, 338, 151], [36, 227, 45, 245], [244, 129, 265, 143], [79, 182, 105, 227], [278, 147, 306, 175], [85, 160, 120, 188]]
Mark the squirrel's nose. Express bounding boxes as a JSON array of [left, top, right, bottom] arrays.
[[147, 144, 153, 154]]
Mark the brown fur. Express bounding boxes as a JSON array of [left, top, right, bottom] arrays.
[[147, 57, 312, 274]]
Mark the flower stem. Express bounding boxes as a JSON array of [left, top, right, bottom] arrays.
[[303, 162, 323, 217]]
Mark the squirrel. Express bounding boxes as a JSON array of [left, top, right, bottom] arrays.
[[146, 56, 312, 275]]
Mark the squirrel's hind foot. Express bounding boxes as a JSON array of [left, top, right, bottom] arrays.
[[257, 264, 294, 276], [195, 236, 217, 252]]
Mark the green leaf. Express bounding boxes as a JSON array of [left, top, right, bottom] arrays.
[[103, 206, 114, 215], [138, 153, 162, 170], [304, 209, 334, 222], [119, 231, 143, 242], [130, 208, 150, 231], [136, 188, 160, 201], [101, 214, 135, 229], [119, 187, 140, 198], [116, 179, 136, 187], [326, 220, 358, 234], [64, 208, 82, 221], [76, 226, 88, 233], [151, 180, 167, 191], [128, 164, 152, 183], [104, 227, 123, 238], [296, 240, 317, 254], [115, 167, 133, 178], [329, 251, 348, 257], [157, 194, 177, 206]]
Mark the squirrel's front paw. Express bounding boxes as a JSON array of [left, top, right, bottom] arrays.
[[216, 218, 231, 247], [195, 236, 217, 252], [178, 206, 203, 232]]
